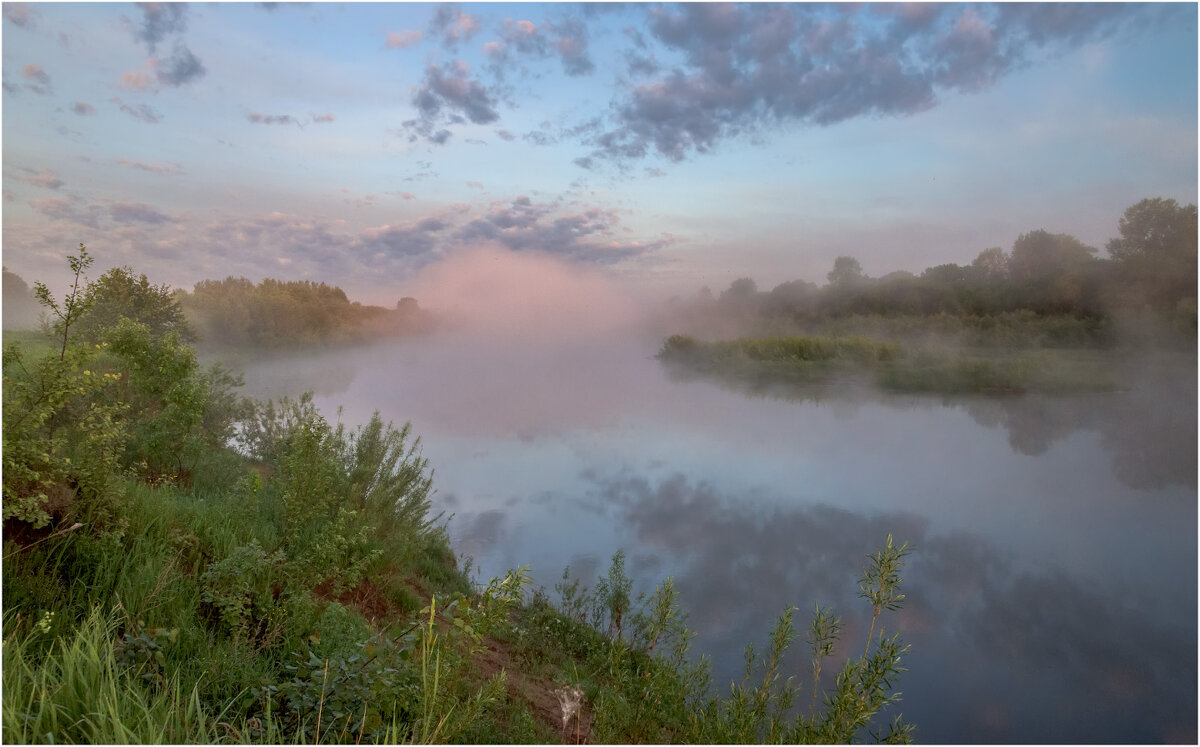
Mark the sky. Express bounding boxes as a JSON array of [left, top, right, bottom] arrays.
[[2, 2, 1196, 306]]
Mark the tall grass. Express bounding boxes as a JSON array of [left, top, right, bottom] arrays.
[[2, 608, 231, 744]]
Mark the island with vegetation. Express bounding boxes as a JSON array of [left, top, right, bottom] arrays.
[[655, 198, 1196, 397], [3, 244, 915, 744]]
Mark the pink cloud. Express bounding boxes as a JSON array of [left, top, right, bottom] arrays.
[[120, 71, 153, 90], [385, 29, 422, 49]]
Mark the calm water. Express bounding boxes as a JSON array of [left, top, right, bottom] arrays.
[[233, 332, 1197, 743]]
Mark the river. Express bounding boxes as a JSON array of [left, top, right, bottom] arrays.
[[232, 330, 1196, 743]]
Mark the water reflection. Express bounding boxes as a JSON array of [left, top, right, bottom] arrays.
[[664, 360, 1197, 492], [587, 470, 1197, 744]]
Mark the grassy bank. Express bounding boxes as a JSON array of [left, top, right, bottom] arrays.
[[657, 333, 1121, 395]]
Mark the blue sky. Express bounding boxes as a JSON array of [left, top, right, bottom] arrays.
[[2, 2, 1196, 305]]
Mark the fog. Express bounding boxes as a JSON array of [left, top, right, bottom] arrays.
[[231, 247, 1196, 744]]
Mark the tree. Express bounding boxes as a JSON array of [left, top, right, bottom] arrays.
[[1007, 231, 1099, 314], [970, 247, 1009, 281], [2, 267, 42, 330], [1105, 198, 1198, 313], [1008, 230, 1095, 282], [78, 266, 195, 344], [4, 245, 127, 528], [720, 277, 759, 302], [826, 256, 865, 286], [1107, 197, 1197, 265]]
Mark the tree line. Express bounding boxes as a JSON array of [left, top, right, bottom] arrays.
[[677, 198, 1197, 344], [3, 267, 434, 348]]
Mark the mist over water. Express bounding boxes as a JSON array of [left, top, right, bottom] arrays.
[[233, 251, 1196, 743]]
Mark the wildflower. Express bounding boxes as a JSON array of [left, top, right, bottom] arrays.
[[36, 610, 54, 634]]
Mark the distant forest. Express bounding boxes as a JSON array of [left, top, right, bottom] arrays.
[[666, 197, 1197, 346], [3, 268, 433, 348]]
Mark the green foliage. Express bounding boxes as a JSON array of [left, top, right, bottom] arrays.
[[180, 276, 433, 348], [671, 198, 1196, 346], [78, 265, 195, 344], [592, 549, 634, 639], [103, 319, 210, 480], [1107, 198, 1198, 314], [271, 636, 417, 744], [3, 244, 129, 529], [200, 541, 284, 641], [2, 608, 229, 744]]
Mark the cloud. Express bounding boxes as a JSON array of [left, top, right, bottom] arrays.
[[550, 18, 594, 76], [21, 63, 51, 94], [453, 195, 672, 264], [115, 158, 183, 175], [484, 16, 594, 78], [405, 61, 500, 143], [428, 4, 480, 49], [247, 112, 299, 126], [310, 112, 335, 124], [9, 168, 64, 190], [110, 97, 162, 123], [156, 45, 206, 86], [130, 2, 187, 54], [30, 196, 104, 228], [120, 71, 154, 90], [400, 192, 416, 200], [495, 128, 516, 141], [72, 101, 97, 116], [385, 29, 422, 49], [3, 3, 38, 28], [110, 202, 172, 224], [581, 3, 1155, 164], [466, 181, 484, 190], [522, 130, 557, 146]]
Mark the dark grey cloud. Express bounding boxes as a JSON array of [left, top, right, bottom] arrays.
[[156, 45, 206, 86], [110, 97, 162, 123], [131, 2, 187, 54], [354, 217, 449, 260], [453, 195, 671, 264], [110, 202, 171, 224], [3, 3, 38, 28], [72, 101, 96, 116], [583, 2, 1157, 164], [404, 61, 499, 144]]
